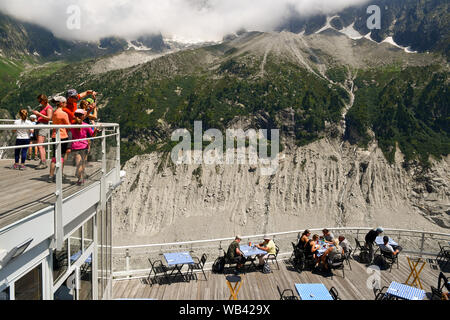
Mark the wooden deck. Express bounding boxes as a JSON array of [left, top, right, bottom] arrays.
[[0, 159, 102, 229], [112, 256, 448, 300]]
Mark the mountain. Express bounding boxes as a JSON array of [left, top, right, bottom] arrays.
[[278, 0, 450, 58], [2, 30, 447, 165]]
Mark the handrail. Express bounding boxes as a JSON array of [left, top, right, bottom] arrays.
[[0, 123, 119, 129], [112, 227, 450, 250], [111, 227, 450, 279]]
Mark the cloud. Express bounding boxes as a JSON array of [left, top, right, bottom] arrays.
[[0, 0, 371, 42]]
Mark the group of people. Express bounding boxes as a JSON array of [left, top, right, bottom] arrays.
[[12, 89, 99, 186], [226, 235, 277, 274], [296, 229, 351, 272]]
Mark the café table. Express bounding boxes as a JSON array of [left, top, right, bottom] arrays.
[[163, 252, 194, 281], [385, 281, 425, 300], [240, 245, 267, 269], [294, 283, 333, 300]]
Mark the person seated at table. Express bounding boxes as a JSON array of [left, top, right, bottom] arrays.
[[255, 235, 276, 268], [321, 229, 334, 243], [379, 236, 402, 256], [297, 230, 311, 250], [226, 235, 247, 274], [320, 239, 344, 272], [338, 236, 353, 254], [304, 234, 320, 262]]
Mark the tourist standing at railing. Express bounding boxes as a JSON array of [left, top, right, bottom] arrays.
[[365, 227, 384, 264], [27, 114, 39, 161], [65, 89, 98, 165], [84, 98, 98, 123], [66, 89, 98, 119], [32, 94, 53, 170], [71, 109, 99, 185], [11, 109, 33, 170], [48, 96, 70, 183]]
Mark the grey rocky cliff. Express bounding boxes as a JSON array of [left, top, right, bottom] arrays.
[[113, 137, 449, 246]]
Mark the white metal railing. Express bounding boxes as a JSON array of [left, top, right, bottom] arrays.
[[0, 122, 121, 250], [112, 227, 450, 280]]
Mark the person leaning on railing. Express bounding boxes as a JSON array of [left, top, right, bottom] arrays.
[[11, 109, 33, 170], [32, 94, 53, 170], [47, 96, 71, 183]]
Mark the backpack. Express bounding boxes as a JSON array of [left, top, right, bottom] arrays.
[[262, 262, 272, 274], [212, 256, 225, 274]]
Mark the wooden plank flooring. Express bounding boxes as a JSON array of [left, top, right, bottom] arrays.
[[112, 256, 448, 300], [0, 159, 102, 229]]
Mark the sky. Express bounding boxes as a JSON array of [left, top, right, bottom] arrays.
[[0, 0, 371, 42]]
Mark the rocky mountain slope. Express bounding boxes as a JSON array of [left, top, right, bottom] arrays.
[[114, 138, 449, 246]]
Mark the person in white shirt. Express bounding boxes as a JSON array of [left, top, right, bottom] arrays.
[[28, 114, 39, 161], [379, 236, 402, 256], [338, 236, 353, 254], [12, 109, 33, 170]]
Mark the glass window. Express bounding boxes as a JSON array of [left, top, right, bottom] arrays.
[[84, 217, 94, 250], [97, 208, 103, 299], [102, 202, 107, 295], [53, 238, 69, 284], [70, 226, 83, 265], [14, 264, 42, 300], [54, 271, 76, 300], [79, 254, 92, 300], [106, 198, 112, 296], [0, 287, 10, 300]]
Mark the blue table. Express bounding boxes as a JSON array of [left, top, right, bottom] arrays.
[[375, 236, 398, 246], [316, 242, 333, 257], [240, 245, 267, 270], [163, 252, 194, 281], [295, 283, 333, 300], [240, 245, 267, 257], [386, 281, 425, 300], [70, 251, 92, 264]]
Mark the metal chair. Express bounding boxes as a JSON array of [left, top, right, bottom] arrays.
[[267, 245, 280, 270], [189, 253, 208, 281], [147, 258, 175, 285], [380, 250, 399, 272], [277, 285, 298, 300], [354, 238, 369, 262], [437, 242, 450, 269], [431, 272, 449, 300], [343, 249, 352, 270], [329, 287, 341, 300], [291, 244, 306, 272], [329, 254, 345, 279]]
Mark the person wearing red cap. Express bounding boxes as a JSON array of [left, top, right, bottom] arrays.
[[66, 89, 98, 117]]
